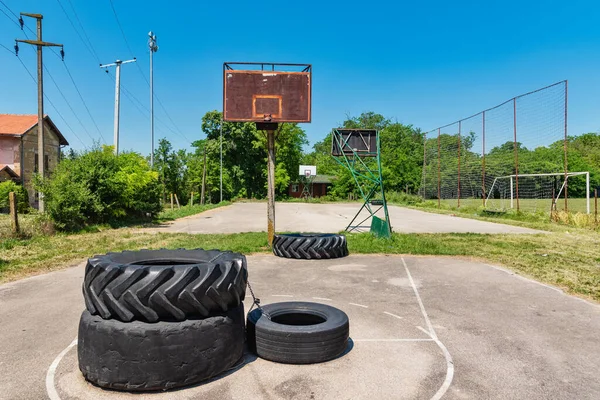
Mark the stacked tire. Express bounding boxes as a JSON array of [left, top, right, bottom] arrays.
[[78, 249, 248, 392]]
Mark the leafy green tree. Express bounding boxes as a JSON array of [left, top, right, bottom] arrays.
[[0, 181, 29, 213], [36, 146, 161, 230]]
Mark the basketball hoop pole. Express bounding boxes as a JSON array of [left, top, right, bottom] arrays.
[[266, 128, 276, 246]]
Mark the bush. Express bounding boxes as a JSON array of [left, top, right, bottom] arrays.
[[0, 181, 30, 213], [36, 146, 161, 230]]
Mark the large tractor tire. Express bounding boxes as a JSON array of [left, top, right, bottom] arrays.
[[82, 249, 247, 323], [272, 233, 348, 260], [78, 303, 245, 391]]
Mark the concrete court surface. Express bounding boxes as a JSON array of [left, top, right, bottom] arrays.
[[1, 255, 599, 399], [153, 202, 542, 234]]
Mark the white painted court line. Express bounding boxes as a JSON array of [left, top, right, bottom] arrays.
[[46, 337, 77, 400], [417, 327, 454, 400], [271, 294, 294, 298], [383, 311, 404, 320], [401, 257, 437, 340], [312, 297, 332, 301], [353, 338, 434, 342], [348, 302, 368, 308], [402, 257, 454, 399]]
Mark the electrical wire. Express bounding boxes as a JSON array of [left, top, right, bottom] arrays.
[[66, 0, 101, 64], [107, 0, 190, 144], [55, 0, 99, 64], [62, 61, 107, 142], [0, 13, 88, 148], [13, 52, 87, 147], [0, 6, 19, 28]]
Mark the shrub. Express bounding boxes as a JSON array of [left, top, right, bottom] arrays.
[[0, 181, 30, 213], [36, 146, 161, 230]]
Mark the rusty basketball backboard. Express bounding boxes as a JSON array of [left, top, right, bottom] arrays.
[[223, 62, 311, 123], [331, 129, 378, 157]]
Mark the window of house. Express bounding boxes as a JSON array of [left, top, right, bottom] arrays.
[[34, 153, 38, 173], [0, 143, 13, 164], [292, 184, 299, 192], [45, 155, 49, 171]]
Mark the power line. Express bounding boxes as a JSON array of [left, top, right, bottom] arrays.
[[19, 41, 105, 144], [0, 6, 19, 28], [108, 0, 135, 56], [105, 70, 188, 143], [43, 63, 98, 143], [0, 42, 14, 54], [106, 0, 190, 144], [55, 0, 99, 64], [0, 8, 88, 149], [0, 0, 18, 18], [66, 0, 101, 63], [13, 52, 87, 147], [62, 61, 107, 142]]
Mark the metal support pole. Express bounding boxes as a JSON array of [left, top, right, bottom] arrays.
[[267, 130, 276, 246], [586, 172, 590, 214], [201, 147, 207, 205], [421, 132, 426, 198], [100, 58, 136, 155], [148, 32, 158, 167], [564, 80, 569, 212], [113, 62, 121, 154], [457, 121, 461, 208], [510, 176, 514, 209], [220, 118, 223, 203], [513, 98, 520, 212], [482, 111, 486, 207], [437, 128, 441, 208], [16, 13, 63, 213]]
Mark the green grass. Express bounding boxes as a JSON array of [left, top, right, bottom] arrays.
[[1, 225, 598, 303], [438, 197, 591, 214]]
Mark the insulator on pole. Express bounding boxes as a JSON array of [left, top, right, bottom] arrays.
[[60, 47, 65, 61], [14, 42, 18, 56]]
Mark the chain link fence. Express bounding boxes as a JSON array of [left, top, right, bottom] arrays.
[[419, 81, 590, 214]]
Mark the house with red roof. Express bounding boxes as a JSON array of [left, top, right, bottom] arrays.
[[0, 114, 69, 207]]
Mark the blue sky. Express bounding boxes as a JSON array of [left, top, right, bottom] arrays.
[[1, 0, 599, 153]]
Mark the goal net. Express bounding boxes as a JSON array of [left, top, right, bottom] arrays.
[[484, 172, 590, 213]]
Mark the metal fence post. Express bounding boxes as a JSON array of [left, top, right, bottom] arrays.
[[482, 111, 486, 207], [564, 80, 569, 212], [513, 98, 520, 212], [437, 128, 441, 208], [457, 121, 461, 208]]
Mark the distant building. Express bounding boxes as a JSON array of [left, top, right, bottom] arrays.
[[288, 175, 335, 198], [0, 114, 69, 207]]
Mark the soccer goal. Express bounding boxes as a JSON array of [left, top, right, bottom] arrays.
[[484, 172, 590, 213]]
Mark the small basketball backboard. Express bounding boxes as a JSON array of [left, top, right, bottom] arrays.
[[223, 62, 311, 123], [331, 129, 378, 157], [299, 165, 317, 177]]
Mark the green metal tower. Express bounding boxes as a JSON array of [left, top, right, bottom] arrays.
[[331, 129, 392, 238]]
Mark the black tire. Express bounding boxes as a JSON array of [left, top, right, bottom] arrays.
[[272, 233, 348, 260], [83, 249, 247, 323], [247, 301, 349, 364], [78, 304, 245, 392]]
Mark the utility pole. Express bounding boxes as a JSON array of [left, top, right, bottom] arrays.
[[16, 13, 63, 213], [266, 129, 276, 246], [100, 58, 136, 154], [201, 146, 207, 205], [148, 32, 158, 167]]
